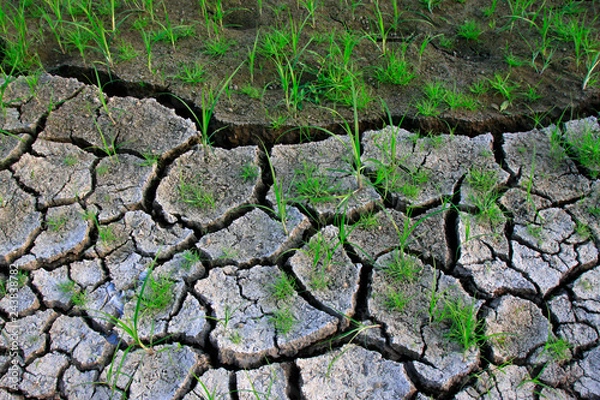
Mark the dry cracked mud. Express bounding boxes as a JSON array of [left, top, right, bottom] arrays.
[[0, 74, 599, 399]]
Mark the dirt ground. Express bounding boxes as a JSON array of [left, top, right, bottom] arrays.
[[14, 0, 597, 146]]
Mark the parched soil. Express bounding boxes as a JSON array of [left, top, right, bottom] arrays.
[[0, 72, 599, 399], [1, 1, 600, 399]]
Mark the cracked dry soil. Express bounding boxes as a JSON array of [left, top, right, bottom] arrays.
[[0, 73, 599, 399]]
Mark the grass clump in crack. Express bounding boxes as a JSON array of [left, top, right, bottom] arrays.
[[264, 148, 291, 236], [57, 279, 87, 307], [544, 335, 572, 363], [430, 294, 484, 352], [457, 20, 483, 41], [466, 166, 504, 224], [367, 125, 434, 200], [181, 249, 202, 271], [173, 61, 206, 84], [354, 211, 379, 230], [399, 167, 430, 199], [82, 210, 117, 244]]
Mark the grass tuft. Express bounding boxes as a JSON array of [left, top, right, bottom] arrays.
[[270, 272, 297, 301], [457, 20, 482, 41], [139, 273, 175, 312], [466, 167, 504, 224], [383, 252, 422, 283], [178, 175, 216, 210], [269, 307, 296, 335], [373, 49, 415, 85], [434, 296, 483, 352]]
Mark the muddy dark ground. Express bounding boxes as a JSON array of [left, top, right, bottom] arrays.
[[16, 0, 599, 147]]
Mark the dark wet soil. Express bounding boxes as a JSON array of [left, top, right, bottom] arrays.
[[2, 0, 594, 146]]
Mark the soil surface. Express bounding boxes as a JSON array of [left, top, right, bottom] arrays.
[[1, 1, 600, 399], [0, 72, 599, 399], [3, 0, 599, 144]]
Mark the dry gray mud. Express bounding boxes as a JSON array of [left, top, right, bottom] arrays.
[[0, 73, 599, 400]]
